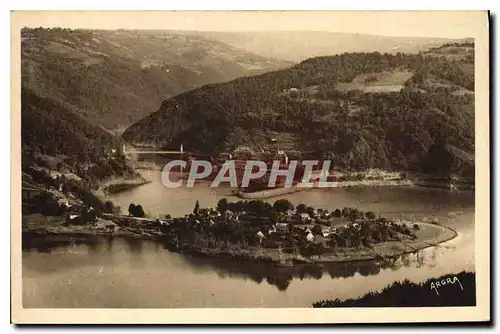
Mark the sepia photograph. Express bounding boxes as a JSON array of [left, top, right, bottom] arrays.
[[10, 10, 490, 324]]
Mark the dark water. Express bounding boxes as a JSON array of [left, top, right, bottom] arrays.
[[23, 170, 475, 308]]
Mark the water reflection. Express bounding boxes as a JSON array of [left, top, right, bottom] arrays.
[[123, 237, 143, 254], [22, 232, 101, 253], [173, 249, 439, 291], [24, 232, 455, 292]]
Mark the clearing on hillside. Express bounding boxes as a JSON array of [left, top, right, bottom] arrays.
[[335, 69, 414, 93]]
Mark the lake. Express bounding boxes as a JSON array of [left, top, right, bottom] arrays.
[[23, 170, 475, 308]]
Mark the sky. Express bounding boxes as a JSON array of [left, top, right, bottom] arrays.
[[12, 11, 486, 38]]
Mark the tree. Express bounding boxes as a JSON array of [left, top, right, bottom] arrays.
[[365, 211, 376, 220], [246, 200, 267, 216], [371, 229, 383, 243], [193, 200, 200, 215], [217, 198, 228, 213], [296, 204, 307, 213], [342, 207, 353, 218], [273, 199, 294, 213], [104, 200, 115, 214], [327, 237, 338, 249], [350, 209, 362, 222], [306, 206, 316, 218], [128, 203, 145, 217], [299, 245, 314, 258], [313, 243, 328, 257], [333, 209, 342, 217], [128, 203, 136, 216], [312, 224, 323, 236], [268, 210, 279, 224], [135, 205, 145, 218]]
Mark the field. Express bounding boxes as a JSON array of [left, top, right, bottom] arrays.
[[335, 70, 414, 93]]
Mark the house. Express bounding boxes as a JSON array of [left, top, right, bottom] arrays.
[[306, 232, 315, 242], [268, 225, 277, 235], [58, 199, 71, 209], [289, 87, 299, 97], [256, 231, 265, 243], [159, 220, 170, 227]]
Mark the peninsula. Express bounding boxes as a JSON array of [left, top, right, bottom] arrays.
[[22, 198, 457, 266]]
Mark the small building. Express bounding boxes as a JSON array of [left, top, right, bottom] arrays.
[[58, 199, 71, 208], [289, 89, 300, 98], [306, 232, 315, 242], [256, 231, 265, 243], [159, 220, 170, 227]]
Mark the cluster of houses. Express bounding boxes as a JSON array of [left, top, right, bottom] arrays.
[[158, 201, 379, 250], [326, 169, 404, 182], [145, 197, 422, 256]]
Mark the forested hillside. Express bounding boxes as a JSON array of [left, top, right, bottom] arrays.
[[123, 42, 475, 177], [21, 28, 291, 130], [22, 88, 133, 183]]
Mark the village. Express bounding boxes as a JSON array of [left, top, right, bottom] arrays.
[[23, 186, 457, 266], [151, 198, 425, 262]]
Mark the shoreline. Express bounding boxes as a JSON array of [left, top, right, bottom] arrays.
[[22, 215, 458, 266], [236, 180, 414, 199], [99, 175, 151, 195], [160, 222, 457, 266], [103, 180, 151, 194], [127, 164, 474, 196]]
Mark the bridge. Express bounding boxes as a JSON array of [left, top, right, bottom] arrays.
[[122, 144, 185, 155]]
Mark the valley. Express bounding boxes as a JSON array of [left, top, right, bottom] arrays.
[[19, 30, 477, 310]]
